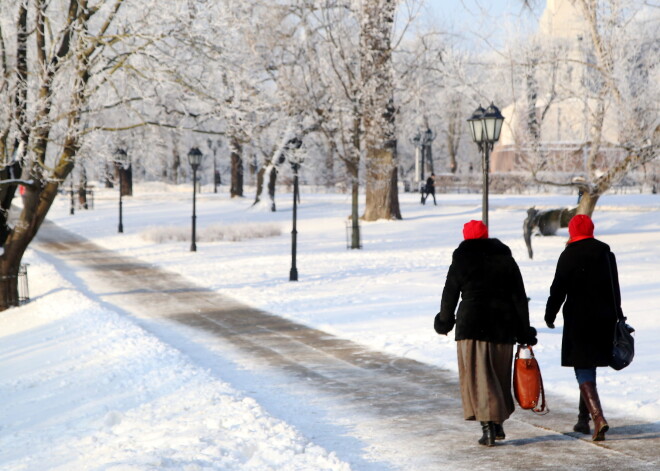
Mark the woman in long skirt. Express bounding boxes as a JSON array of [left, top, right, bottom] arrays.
[[435, 220, 537, 446]]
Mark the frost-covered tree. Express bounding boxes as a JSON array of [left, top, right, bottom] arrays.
[[509, 0, 659, 215], [361, 0, 401, 220], [0, 0, 173, 309]]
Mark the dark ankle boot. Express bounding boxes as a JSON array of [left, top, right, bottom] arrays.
[[579, 381, 609, 441], [478, 421, 496, 446], [573, 394, 591, 434], [494, 422, 505, 440]]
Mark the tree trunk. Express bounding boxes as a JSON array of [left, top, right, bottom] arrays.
[[254, 166, 265, 205], [123, 165, 133, 197], [363, 145, 401, 220], [0, 269, 20, 307], [171, 149, 181, 184], [325, 141, 336, 188], [447, 135, 458, 174], [0, 180, 60, 310], [105, 161, 114, 188], [576, 191, 600, 217], [230, 136, 244, 197], [347, 159, 360, 249], [77, 166, 88, 209], [115, 164, 132, 197], [360, 1, 401, 221], [268, 167, 277, 212]]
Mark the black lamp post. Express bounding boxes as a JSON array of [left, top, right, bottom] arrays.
[[411, 131, 422, 187], [70, 180, 75, 215], [188, 147, 203, 252], [467, 103, 504, 227], [113, 148, 129, 233], [422, 127, 435, 178], [287, 137, 304, 281]]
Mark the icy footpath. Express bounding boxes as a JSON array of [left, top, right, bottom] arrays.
[[0, 250, 351, 471]]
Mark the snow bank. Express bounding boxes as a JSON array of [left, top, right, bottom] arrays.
[[0, 250, 350, 471]]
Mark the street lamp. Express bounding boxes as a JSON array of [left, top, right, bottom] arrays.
[[188, 147, 203, 252], [467, 103, 504, 227], [411, 132, 422, 187], [113, 148, 129, 233], [70, 179, 75, 216], [286, 137, 304, 281], [421, 127, 435, 179]]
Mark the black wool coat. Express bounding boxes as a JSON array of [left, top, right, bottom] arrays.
[[545, 238, 620, 368], [435, 238, 534, 345]]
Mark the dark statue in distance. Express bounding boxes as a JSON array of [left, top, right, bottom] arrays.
[[523, 207, 577, 259]]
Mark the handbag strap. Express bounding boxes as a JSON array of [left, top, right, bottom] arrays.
[[529, 345, 549, 415], [533, 382, 548, 415], [605, 252, 624, 322]]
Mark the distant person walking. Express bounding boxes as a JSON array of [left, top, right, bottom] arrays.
[[434, 220, 537, 446], [422, 173, 436, 205], [545, 214, 620, 441]]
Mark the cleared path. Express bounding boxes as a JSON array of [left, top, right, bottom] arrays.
[[35, 221, 660, 471]]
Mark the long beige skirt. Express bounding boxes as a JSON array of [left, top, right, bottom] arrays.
[[456, 339, 515, 423]]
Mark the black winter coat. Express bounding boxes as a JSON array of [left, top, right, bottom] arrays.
[[435, 238, 535, 345], [545, 238, 620, 368]]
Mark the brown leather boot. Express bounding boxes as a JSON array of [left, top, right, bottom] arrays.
[[579, 381, 609, 441], [573, 394, 591, 434]]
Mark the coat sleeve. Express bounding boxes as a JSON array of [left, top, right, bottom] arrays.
[[435, 262, 459, 335], [545, 251, 569, 325], [510, 258, 536, 344], [608, 252, 623, 314]]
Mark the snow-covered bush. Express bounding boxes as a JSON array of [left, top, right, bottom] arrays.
[[141, 223, 282, 243]]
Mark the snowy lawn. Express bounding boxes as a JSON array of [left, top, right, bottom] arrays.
[[1, 183, 659, 469], [48, 184, 660, 419], [0, 248, 350, 470]]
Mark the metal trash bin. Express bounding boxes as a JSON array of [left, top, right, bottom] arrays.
[[0, 263, 30, 307]]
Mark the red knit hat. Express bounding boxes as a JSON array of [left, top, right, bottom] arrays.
[[463, 220, 489, 240], [568, 214, 594, 243]]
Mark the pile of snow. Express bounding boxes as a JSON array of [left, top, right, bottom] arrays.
[[141, 222, 282, 243]]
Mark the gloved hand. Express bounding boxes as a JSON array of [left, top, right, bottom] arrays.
[[434, 312, 454, 335], [545, 314, 555, 329], [520, 327, 538, 346]]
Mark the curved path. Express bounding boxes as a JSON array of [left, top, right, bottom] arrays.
[[35, 221, 660, 470]]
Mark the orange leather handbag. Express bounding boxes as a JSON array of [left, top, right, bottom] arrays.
[[513, 345, 548, 414]]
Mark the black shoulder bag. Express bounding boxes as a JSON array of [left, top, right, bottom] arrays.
[[606, 253, 635, 370]]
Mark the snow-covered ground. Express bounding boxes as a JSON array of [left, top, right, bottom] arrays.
[[1, 183, 659, 469]]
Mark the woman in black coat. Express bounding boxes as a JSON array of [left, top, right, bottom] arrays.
[[435, 220, 537, 446], [545, 214, 620, 441]]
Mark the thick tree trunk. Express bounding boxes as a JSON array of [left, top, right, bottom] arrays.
[[360, 1, 401, 221], [0, 266, 20, 308], [576, 191, 600, 217], [0, 180, 60, 310]]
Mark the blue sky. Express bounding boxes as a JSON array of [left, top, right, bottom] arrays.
[[420, 0, 543, 48]]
